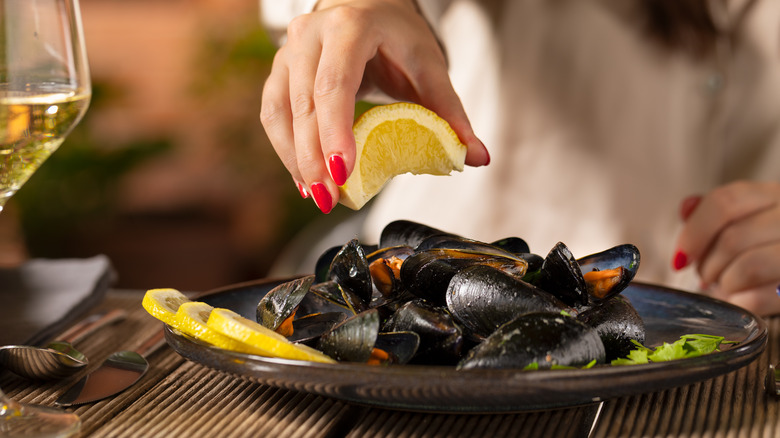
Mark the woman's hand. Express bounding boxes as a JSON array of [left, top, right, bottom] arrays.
[[673, 180, 780, 316], [260, 0, 489, 213]]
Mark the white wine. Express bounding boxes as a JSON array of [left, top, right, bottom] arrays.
[[0, 92, 90, 210]]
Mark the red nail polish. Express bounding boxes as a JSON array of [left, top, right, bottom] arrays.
[[483, 148, 491, 166], [673, 250, 688, 270], [310, 183, 333, 214], [296, 181, 309, 199], [328, 154, 347, 186], [679, 195, 702, 221]]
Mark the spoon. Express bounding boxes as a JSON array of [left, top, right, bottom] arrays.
[[0, 309, 126, 380]]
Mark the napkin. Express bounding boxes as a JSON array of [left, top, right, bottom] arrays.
[[0, 255, 116, 346]]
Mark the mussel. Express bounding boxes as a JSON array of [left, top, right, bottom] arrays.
[[537, 242, 589, 308], [318, 309, 380, 362], [577, 295, 645, 361], [256, 275, 314, 336], [458, 312, 606, 370], [379, 220, 455, 249], [327, 239, 374, 306], [400, 248, 528, 306], [446, 265, 568, 338], [578, 244, 640, 301], [288, 312, 348, 346], [366, 245, 415, 299], [383, 299, 464, 365]]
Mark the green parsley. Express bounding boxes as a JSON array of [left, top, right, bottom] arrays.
[[611, 334, 736, 366]]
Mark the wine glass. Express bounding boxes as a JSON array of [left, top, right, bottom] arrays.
[[1, 0, 91, 213], [0, 0, 90, 436]]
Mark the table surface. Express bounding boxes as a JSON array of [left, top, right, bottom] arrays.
[[2, 289, 778, 438]]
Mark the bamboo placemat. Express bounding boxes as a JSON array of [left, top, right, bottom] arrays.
[[1, 290, 776, 438]]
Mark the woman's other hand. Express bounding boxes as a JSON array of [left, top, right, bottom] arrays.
[[673, 180, 780, 316], [260, 0, 489, 213]]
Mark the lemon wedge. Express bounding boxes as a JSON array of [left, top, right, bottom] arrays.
[[174, 302, 274, 356], [339, 102, 467, 209], [142, 288, 192, 326], [207, 308, 336, 364]]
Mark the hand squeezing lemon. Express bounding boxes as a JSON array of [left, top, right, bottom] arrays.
[[338, 103, 468, 210], [142, 289, 335, 364]]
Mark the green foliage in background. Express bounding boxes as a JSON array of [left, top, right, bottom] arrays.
[[14, 82, 171, 256]]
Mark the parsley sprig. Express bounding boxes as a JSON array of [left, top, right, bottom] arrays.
[[611, 334, 736, 366]]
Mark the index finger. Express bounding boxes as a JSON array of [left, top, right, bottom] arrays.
[[314, 22, 379, 185]]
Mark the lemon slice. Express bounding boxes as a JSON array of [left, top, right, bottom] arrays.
[[207, 308, 336, 364], [339, 102, 467, 209], [174, 302, 274, 356], [142, 288, 192, 325]]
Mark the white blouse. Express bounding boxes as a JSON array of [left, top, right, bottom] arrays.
[[261, 0, 780, 292]]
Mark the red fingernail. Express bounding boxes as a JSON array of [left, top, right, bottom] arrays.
[[310, 183, 333, 214], [296, 181, 309, 199], [328, 154, 347, 186], [680, 195, 702, 221], [483, 147, 491, 166], [673, 250, 688, 270]]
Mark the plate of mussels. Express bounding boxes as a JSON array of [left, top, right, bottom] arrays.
[[164, 220, 768, 412]]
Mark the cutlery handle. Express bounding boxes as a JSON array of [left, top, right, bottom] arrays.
[[60, 309, 127, 344], [136, 328, 167, 357]]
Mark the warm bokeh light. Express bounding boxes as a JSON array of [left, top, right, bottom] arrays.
[[1, 0, 322, 291]]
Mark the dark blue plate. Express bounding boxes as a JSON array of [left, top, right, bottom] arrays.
[[164, 279, 767, 413]]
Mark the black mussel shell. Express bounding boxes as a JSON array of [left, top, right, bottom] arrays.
[[309, 281, 351, 311], [578, 244, 641, 301], [318, 309, 379, 362], [577, 295, 646, 361], [446, 265, 568, 338], [373, 331, 420, 365], [517, 253, 544, 274], [379, 220, 455, 249], [308, 280, 369, 315], [490, 237, 531, 255], [458, 312, 606, 370], [400, 249, 528, 306], [289, 312, 347, 346], [328, 239, 373, 305], [256, 275, 314, 333], [538, 242, 589, 307], [383, 299, 464, 365]]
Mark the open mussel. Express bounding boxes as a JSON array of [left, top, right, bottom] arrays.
[[458, 312, 606, 370], [446, 265, 568, 338], [366, 245, 415, 299], [256, 275, 314, 336], [326, 239, 373, 306], [373, 331, 420, 365], [288, 312, 347, 346], [577, 295, 645, 361], [317, 309, 419, 365], [318, 309, 380, 362], [578, 244, 640, 301]]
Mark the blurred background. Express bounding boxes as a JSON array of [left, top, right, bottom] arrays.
[[0, 0, 348, 291]]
